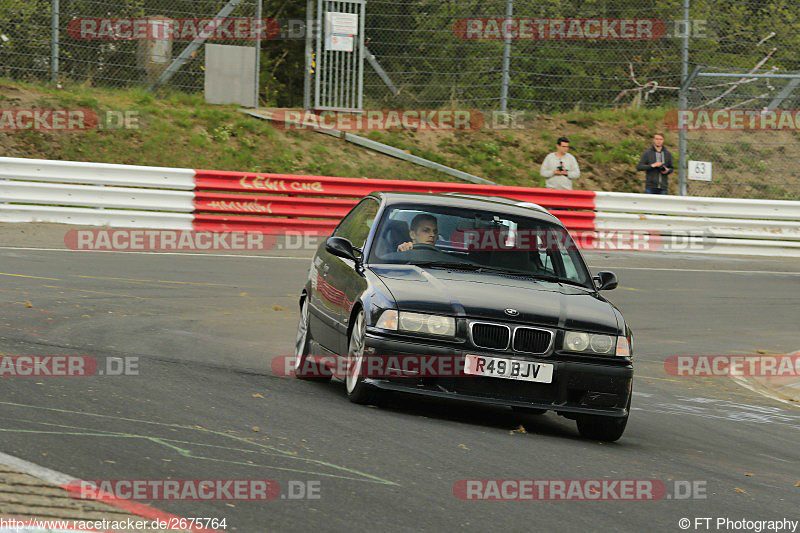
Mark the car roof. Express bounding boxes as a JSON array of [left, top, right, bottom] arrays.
[[368, 191, 559, 222]]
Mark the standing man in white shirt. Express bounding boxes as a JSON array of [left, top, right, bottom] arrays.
[[540, 137, 581, 190]]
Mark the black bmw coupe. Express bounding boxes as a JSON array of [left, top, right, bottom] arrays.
[[294, 192, 634, 441]]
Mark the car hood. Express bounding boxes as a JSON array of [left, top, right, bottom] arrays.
[[370, 265, 620, 334]]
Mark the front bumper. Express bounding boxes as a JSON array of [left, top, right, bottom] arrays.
[[364, 331, 633, 418]]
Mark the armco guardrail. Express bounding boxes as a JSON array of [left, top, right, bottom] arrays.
[[2, 156, 800, 256], [0, 157, 194, 230], [591, 191, 800, 255]]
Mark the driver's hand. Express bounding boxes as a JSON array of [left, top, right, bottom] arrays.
[[397, 241, 413, 252]]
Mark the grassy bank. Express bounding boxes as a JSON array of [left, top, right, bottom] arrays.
[[2, 79, 797, 198]]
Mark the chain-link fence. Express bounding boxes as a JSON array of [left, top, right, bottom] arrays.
[[684, 68, 800, 200], [5, 0, 798, 109], [363, 0, 800, 112], [364, 0, 685, 111], [1, 0, 262, 91]]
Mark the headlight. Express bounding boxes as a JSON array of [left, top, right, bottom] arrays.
[[425, 315, 454, 336], [563, 331, 616, 355], [399, 312, 425, 332], [379, 311, 455, 337], [564, 331, 590, 352], [590, 334, 614, 353]]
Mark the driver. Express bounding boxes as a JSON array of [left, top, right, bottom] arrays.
[[397, 214, 438, 252]]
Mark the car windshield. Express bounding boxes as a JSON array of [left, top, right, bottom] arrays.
[[368, 204, 594, 288]]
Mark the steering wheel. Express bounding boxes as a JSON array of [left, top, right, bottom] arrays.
[[411, 243, 439, 251]]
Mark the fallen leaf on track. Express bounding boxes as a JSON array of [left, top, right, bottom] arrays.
[[510, 425, 527, 434], [734, 487, 747, 494], [252, 393, 264, 399]]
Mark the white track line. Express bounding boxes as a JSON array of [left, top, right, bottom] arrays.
[[589, 265, 800, 275], [0, 246, 309, 260]]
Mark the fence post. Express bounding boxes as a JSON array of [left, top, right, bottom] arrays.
[[499, 0, 513, 113], [678, 0, 690, 196], [304, 0, 314, 109], [253, 0, 262, 108], [50, 0, 59, 83]]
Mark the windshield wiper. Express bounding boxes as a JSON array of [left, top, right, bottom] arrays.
[[471, 267, 593, 289], [523, 273, 593, 289], [412, 261, 482, 271], [413, 262, 592, 289]]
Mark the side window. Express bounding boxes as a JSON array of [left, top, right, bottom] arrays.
[[334, 199, 379, 250]]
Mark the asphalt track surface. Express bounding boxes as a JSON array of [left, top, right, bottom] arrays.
[[0, 224, 798, 532]]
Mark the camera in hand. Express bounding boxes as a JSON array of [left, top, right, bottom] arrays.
[[558, 162, 565, 173]]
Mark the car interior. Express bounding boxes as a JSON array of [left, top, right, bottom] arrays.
[[370, 208, 584, 282]]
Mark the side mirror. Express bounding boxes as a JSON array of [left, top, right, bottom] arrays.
[[593, 271, 618, 291], [326, 236, 358, 262]]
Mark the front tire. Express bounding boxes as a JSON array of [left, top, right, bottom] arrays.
[[576, 397, 630, 442], [294, 297, 330, 382], [345, 309, 380, 405]]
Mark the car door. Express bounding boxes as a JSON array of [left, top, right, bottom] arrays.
[[323, 197, 380, 354], [307, 243, 341, 353]]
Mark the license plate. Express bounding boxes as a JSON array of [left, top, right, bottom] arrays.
[[464, 354, 553, 384]]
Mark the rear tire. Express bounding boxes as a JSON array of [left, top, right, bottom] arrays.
[[345, 309, 380, 405], [294, 297, 331, 382]]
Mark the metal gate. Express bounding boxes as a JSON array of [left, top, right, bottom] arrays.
[[306, 0, 366, 112]]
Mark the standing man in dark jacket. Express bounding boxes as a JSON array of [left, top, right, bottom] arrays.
[[636, 133, 673, 194]]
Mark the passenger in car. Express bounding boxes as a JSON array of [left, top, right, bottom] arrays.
[[397, 214, 439, 252]]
